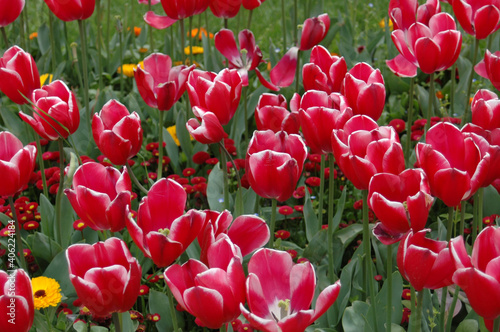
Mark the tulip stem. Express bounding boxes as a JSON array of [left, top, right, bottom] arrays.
[[247, 10, 253, 29], [386, 243, 393, 332], [112, 312, 122, 332], [157, 109, 164, 180], [281, 0, 287, 50], [219, 145, 230, 211], [447, 205, 454, 242], [493, 316, 500, 332], [318, 154, 325, 231], [327, 154, 336, 282], [362, 189, 377, 329], [55, 139, 65, 247], [478, 188, 484, 234], [148, 0, 154, 53], [425, 72, 435, 135], [95, 0, 103, 91], [34, 134, 49, 198], [243, 86, 249, 146], [293, 0, 298, 45], [189, 16, 193, 64], [180, 19, 186, 63], [462, 38, 480, 124], [219, 142, 243, 213], [412, 290, 424, 332], [0, 27, 8, 48], [220, 325, 227, 332], [439, 287, 448, 332], [78, 20, 91, 131], [167, 287, 179, 332], [295, 50, 301, 92], [126, 163, 148, 195], [106, 0, 111, 67], [48, 12, 58, 74], [269, 199, 277, 248], [404, 77, 415, 166], [8, 196, 27, 271], [445, 285, 460, 332], [459, 200, 466, 236]]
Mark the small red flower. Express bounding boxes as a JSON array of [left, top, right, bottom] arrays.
[[278, 205, 294, 216], [305, 176, 321, 187], [23, 221, 39, 231], [275, 229, 290, 240], [139, 285, 149, 296]]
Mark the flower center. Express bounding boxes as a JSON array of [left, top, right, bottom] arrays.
[[34, 290, 46, 298], [271, 299, 290, 322], [158, 228, 170, 236]]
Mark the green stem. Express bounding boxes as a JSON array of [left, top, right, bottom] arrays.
[[412, 290, 424, 332], [34, 134, 49, 198], [148, 0, 154, 53], [157, 109, 164, 179], [318, 154, 325, 231], [386, 243, 393, 332], [295, 50, 301, 92], [493, 316, 500, 332], [112, 312, 122, 332], [9, 196, 27, 271], [269, 199, 277, 249], [459, 200, 466, 236], [44, 307, 53, 332], [189, 16, 193, 64], [327, 154, 336, 283], [180, 19, 186, 63], [449, 63, 456, 116], [18, 2, 26, 50], [219, 145, 230, 210], [447, 205, 454, 242], [247, 9, 253, 29], [243, 86, 249, 146], [439, 287, 448, 332], [220, 324, 227, 332], [410, 286, 417, 325], [126, 163, 149, 195], [477, 188, 484, 235], [472, 191, 479, 243], [95, 0, 103, 91], [118, 21, 124, 96], [425, 72, 435, 135], [24, 1, 30, 50], [167, 287, 179, 332], [48, 12, 57, 73], [54, 139, 65, 247], [462, 38, 480, 124], [405, 77, 415, 166], [445, 286, 460, 332], [0, 27, 8, 48], [106, 0, 111, 68], [293, 0, 298, 45], [362, 189, 377, 331], [78, 20, 91, 130], [281, 0, 287, 49]]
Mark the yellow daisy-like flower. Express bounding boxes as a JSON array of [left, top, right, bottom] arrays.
[[40, 73, 53, 86], [117, 64, 137, 78], [32, 276, 62, 310], [184, 46, 204, 55], [378, 18, 393, 30]]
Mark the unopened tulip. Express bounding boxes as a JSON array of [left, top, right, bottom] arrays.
[[0, 269, 34, 332], [43, 0, 95, 21], [302, 45, 347, 93], [475, 50, 500, 92], [0, 0, 24, 28], [242, 0, 265, 10], [210, 0, 241, 18], [299, 14, 330, 51]]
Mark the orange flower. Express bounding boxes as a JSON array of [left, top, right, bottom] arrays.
[[189, 27, 214, 40], [134, 26, 141, 37], [29, 32, 38, 40]]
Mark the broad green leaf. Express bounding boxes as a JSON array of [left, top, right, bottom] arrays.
[[207, 163, 226, 212], [176, 109, 193, 165], [456, 319, 479, 332], [120, 311, 139, 332], [304, 189, 319, 242], [28, 232, 63, 263], [39, 194, 55, 239], [44, 250, 76, 298], [164, 126, 180, 174], [342, 301, 371, 332]]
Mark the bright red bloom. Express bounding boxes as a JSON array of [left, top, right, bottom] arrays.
[[254, 93, 300, 135], [92, 100, 143, 165], [368, 169, 434, 245], [302, 45, 347, 93], [126, 178, 205, 267], [242, 0, 265, 10], [164, 235, 246, 329], [0, 131, 37, 197], [299, 14, 330, 51], [450, 226, 500, 320], [240, 248, 341, 332], [246, 130, 307, 201], [134, 53, 194, 111], [161, 0, 210, 19], [0, 269, 33, 332], [20, 80, 79, 140], [0, 0, 24, 27], [416, 122, 486, 207], [255, 47, 299, 91], [475, 51, 500, 93], [388, 0, 440, 31], [331, 115, 405, 190], [452, 0, 500, 39], [65, 162, 132, 232], [397, 229, 455, 291], [470, 89, 500, 130], [186, 107, 228, 144], [389, 118, 406, 134], [0, 46, 40, 105], [43, 0, 95, 21], [215, 29, 263, 86], [209, 0, 241, 18], [66, 238, 142, 317]]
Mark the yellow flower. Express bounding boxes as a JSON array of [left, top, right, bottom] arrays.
[[118, 64, 138, 78], [139, 47, 148, 53], [32, 276, 62, 310], [40, 73, 53, 86], [184, 46, 204, 55], [379, 18, 393, 30], [167, 125, 181, 146], [29, 32, 38, 40]]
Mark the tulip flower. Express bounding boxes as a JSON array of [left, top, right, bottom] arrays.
[[331, 115, 405, 190], [0, 132, 37, 197], [416, 122, 486, 207], [254, 93, 300, 134], [246, 130, 307, 201], [65, 162, 132, 232], [19, 80, 79, 141], [0, 46, 40, 105], [450, 227, 500, 322], [388, 0, 440, 31], [43, 0, 95, 22], [255, 47, 299, 91], [214, 29, 263, 86], [242, 0, 265, 10], [145, 0, 209, 29], [186, 107, 228, 144], [302, 45, 347, 93], [164, 235, 246, 329], [387, 12, 462, 76], [126, 178, 206, 267], [475, 50, 500, 92], [92, 100, 143, 166], [299, 13, 330, 51], [397, 229, 455, 291], [0, 0, 24, 27], [0, 269, 34, 332], [452, 0, 500, 39], [470, 89, 500, 130], [368, 169, 434, 245], [67, 237, 142, 317], [240, 248, 341, 332], [134, 53, 194, 111], [341, 62, 385, 121], [210, 0, 241, 18]]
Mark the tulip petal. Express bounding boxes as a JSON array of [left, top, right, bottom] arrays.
[[270, 47, 299, 88], [227, 215, 270, 256], [143, 11, 177, 29]]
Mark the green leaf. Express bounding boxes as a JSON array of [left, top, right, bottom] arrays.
[[342, 301, 371, 332], [37, 24, 51, 55], [39, 194, 55, 239], [483, 185, 500, 217], [176, 110, 193, 165], [456, 319, 479, 332], [0, 106, 31, 143], [90, 326, 108, 332], [207, 163, 225, 212], [164, 126, 180, 174], [304, 188, 319, 242], [28, 232, 63, 263], [331, 187, 347, 231], [44, 250, 76, 298], [302, 230, 328, 264], [73, 321, 88, 332], [336, 223, 363, 246], [373, 271, 404, 331], [149, 290, 173, 332], [59, 195, 76, 249], [120, 311, 139, 332]]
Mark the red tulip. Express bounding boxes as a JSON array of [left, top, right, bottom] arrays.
[[368, 169, 434, 245], [254, 93, 299, 134], [388, 0, 440, 31], [452, 0, 500, 39], [255, 47, 299, 91], [302, 45, 347, 93], [187, 68, 242, 125], [126, 178, 206, 267], [209, 0, 241, 18], [67, 238, 142, 317], [43, 0, 95, 22], [242, 0, 265, 10], [0, 131, 37, 197], [331, 115, 405, 190], [64, 162, 132, 232], [246, 130, 307, 201], [0, 46, 40, 105], [92, 100, 143, 166], [387, 12, 462, 76], [397, 229, 455, 291], [214, 29, 263, 86], [134, 53, 194, 111], [240, 248, 341, 332], [299, 13, 330, 51], [0, 269, 34, 332], [186, 107, 228, 144], [164, 235, 246, 329], [19, 80, 79, 140], [342, 62, 385, 121], [450, 227, 500, 321], [416, 122, 486, 207], [0, 0, 24, 27], [470, 89, 500, 130], [161, 0, 210, 19], [475, 50, 500, 92]]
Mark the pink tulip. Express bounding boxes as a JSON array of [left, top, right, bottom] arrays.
[[19, 80, 79, 140], [254, 93, 300, 134], [255, 47, 299, 91], [186, 107, 228, 144], [475, 50, 500, 92], [388, 0, 440, 31], [0, 269, 34, 332], [302, 45, 347, 93], [67, 238, 142, 317], [470, 89, 500, 130], [452, 0, 500, 39], [0, 46, 40, 105], [0, 0, 24, 27], [43, 0, 95, 22], [65, 162, 132, 232], [240, 248, 341, 332], [209, 0, 242, 18], [299, 14, 330, 51]]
